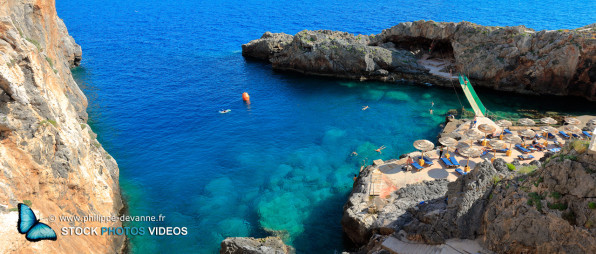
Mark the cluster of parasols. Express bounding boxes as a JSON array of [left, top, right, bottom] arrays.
[[411, 116, 592, 173]]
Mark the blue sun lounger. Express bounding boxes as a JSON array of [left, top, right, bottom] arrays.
[[549, 148, 561, 153], [411, 162, 423, 171], [515, 144, 531, 154], [583, 131, 593, 138], [559, 131, 570, 139], [547, 133, 556, 139], [496, 148, 509, 153], [440, 158, 455, 168], [572, 133, 582, 139], [518, 154, 535, 160], [455, 168, 467, 176], [418, 156, 434, 166], [449, 157, 460, 167], [503, 129, 513, 135]]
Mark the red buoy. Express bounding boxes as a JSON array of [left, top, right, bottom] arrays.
[[242, 92, 250, 101]]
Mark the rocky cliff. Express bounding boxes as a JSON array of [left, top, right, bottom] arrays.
[[243, 20, 596, 101], [0, 0, 124, 253]]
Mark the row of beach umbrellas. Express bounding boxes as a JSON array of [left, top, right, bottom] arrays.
[[410, 116, 591, 171]]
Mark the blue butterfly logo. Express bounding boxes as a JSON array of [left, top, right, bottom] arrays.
[[17, 203, 57, 242]]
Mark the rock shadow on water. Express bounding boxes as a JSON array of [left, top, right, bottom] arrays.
[[291, 189, 359, 253]]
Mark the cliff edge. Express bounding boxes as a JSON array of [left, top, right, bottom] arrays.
[[0, 0, 124, 253], [243, 20, 596, 101]]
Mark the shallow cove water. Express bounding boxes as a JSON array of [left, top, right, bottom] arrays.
[[57, 0, 595, 253]]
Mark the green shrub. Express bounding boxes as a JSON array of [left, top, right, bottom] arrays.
[[507, 163, 516, 171], [9, 207, 18, 212], [534, 177, 543, 187], [492, 175, 502, 184], [571, 140, 589, 153], [550, 191, 561, 199], [589, 202, 596, 209], [528, 192, 544, 212], [518, 165, 537, 174], [45, 56, 54, 68], [39, 119, 57, 127], [26, 38, 42, 51], [547, 202, 568, 210], [23, 200, 32, 206]]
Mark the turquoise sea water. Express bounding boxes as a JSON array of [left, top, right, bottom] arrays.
[[57, 0, 595, 253]]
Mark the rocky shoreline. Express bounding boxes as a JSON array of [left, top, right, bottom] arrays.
[[243, 20, 596, 101], [340, 117, 596, 253]]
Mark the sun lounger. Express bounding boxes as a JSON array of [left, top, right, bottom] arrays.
[[549, 148, 561, 153], [515, 144, 531, 154], [554, 140, 562, 147], [535, 134, 543, 139], [411, 162, 423, 171], [583, 131, 593, 138], [547, 133, 556, 139], [503, 129, 512, 135], [496, 148, 509, 153], [518, 154, 535, 160], [449, 157, 460, 167], [418, 156, 434, 166], [559, 131, 570, 139], [440, 158, 455, 168], [455, 168, 467, 175], [481, 150, 488, 156], [572, 133, 582, 139]]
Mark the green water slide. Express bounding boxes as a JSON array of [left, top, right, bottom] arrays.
[[458, 75, 487, 117]]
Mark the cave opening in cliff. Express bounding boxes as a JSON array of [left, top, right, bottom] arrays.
[[383, 36, 457, 77], [387, 37, 454, 60]]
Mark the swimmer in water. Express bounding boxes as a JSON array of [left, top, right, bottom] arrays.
[[351, 151, 358, 156], [430, 109, 433, 114], [362, 106, 369, 111], [375, 145, 386, 154], [431, 101, 434, 107]]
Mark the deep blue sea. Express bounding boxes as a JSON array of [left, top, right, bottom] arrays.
[[56, 1, 595, 253]]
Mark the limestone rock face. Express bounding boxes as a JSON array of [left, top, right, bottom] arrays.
[[243, 20, 596, 100], [0, 0, 124, 253], [220, 237, 294, 254], [482, 152, 596, 253], [402, 160, 513, 244], [269, 30, 426, 80], [242, 32, 294, 61]]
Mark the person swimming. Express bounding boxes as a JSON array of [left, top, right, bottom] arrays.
[[362, 106, 369, 111], [429, 109, 433, 114], [375, 145, 386, 154]]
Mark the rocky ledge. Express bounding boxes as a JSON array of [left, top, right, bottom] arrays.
[[243, 20, 596, 101], [220, 237, 294, 254], [343, 139, 596, 253]]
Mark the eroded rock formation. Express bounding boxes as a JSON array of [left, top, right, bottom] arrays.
[[220, 237, 294, 254], [243, 20, 596, 100], [0, 0, 124, 253]]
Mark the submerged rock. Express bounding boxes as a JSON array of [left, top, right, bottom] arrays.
[[220, 237, 294, 254]]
